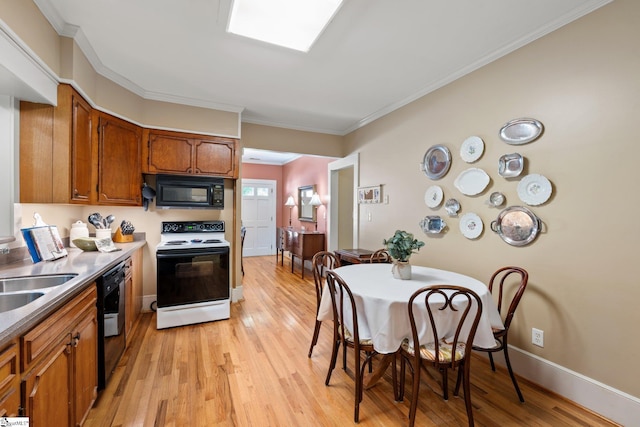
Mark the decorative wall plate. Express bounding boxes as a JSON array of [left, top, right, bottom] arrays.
[[454, 168, 490, 196], [460, 136, 484, 163], [498, 153, 524, 178], [517, 174, 552, 205], [499, 118, 544, 145], [459, 212, 483, 239], [422, 145, 451, 180], [424, 185, 444, 208], [491, 206, 541, 246]]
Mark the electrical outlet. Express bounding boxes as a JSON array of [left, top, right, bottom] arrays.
[[532, 328, 544, 347]]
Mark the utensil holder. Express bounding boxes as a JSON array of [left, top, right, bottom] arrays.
[[95, 229, 112, 240], [113, 228, 133, 243]]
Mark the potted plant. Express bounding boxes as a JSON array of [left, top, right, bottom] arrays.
[[383, 230, 425, 279]]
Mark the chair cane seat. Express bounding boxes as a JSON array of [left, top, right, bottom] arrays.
[[343, 328, 374, 347], [401, 338, 467, 363]]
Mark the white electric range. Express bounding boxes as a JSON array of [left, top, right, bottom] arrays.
[[155, 220, 231, 329]]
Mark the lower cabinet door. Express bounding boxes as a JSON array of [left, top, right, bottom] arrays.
[[74, 308, 98, 426], [23, 340, 72, 426]]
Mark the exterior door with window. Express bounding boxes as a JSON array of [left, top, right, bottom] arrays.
[[241, 179, 276, 256]]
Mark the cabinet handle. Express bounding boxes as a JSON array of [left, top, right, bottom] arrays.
[[73, 332, 81, 347]]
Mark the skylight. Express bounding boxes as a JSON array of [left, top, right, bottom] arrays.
[[227, 0, 344, 52]]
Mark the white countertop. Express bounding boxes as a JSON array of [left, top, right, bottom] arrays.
[[0, 240, 146, 346]]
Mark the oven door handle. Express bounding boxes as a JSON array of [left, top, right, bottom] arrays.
[[157, 250, 229, 258]]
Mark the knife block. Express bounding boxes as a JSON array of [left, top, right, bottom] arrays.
[[113, 228, 133, 243]]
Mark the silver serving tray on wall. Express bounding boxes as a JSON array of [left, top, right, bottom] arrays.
[[490, 206, 541, 246], [422, 145, 451, 180], [419, 216, 447, 234], [499, 118, 544, 145]]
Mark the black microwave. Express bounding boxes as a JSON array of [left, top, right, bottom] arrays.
[[155, 175, 224, 209]]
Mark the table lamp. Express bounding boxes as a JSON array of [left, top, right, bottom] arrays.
[[284, 195, 296, 227], [309, 192, 323, 231]]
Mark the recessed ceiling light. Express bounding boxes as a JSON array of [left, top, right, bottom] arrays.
[[228, 0, 344, 52]]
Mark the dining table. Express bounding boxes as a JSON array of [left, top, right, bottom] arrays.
[[317, 263, 504, 388]]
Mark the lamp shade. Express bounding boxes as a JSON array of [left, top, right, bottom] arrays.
[[309, 193, 322, 206], [284, 196, 296, 206]]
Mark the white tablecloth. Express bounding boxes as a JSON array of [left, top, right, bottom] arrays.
[[317, 264, 503, 354]]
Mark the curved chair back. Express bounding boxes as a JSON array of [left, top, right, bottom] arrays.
[[407, 285, 483, 371], [370, 249, 391, 263], [489, 266, 528, 331], [312, 251, 340, 307], [308, 251, 341, 358], [240, 226, 247, 275]]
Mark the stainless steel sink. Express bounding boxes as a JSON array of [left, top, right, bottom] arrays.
[[0, 292, 45, 313], [0, 274, 78, 293]]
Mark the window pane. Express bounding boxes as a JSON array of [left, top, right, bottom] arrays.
[[242, 186, 255, 196], [256, 187, 269, 197]]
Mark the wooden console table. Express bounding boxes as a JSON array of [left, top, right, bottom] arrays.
[[277, 227, 325, 279]]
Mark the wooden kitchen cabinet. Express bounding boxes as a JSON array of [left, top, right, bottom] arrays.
[[95, 112, 143, 206], [20, 84, 143, 206], [0, 339, 19, 417], [21, 286, 98, 426], [143, 129, 239, 178], [277, 228, 325, 279], [124, 248, 143, 345], [20, 84, 93, 204]]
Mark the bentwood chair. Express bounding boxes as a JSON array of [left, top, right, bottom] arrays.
[[472, 266, 529, 402], [370, 248, 391, 263], [308, 251, 340, 358], [324, 270, 378, 423], [398, 285, 483, 427]]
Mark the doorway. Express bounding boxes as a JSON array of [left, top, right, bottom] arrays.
[[241, 179, 276, 256], [328, 154, 359, 252]]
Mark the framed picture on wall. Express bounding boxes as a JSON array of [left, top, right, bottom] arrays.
[[358, 185, 381, 204]]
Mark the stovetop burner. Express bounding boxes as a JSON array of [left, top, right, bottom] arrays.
[[166, 240, 188, 245]]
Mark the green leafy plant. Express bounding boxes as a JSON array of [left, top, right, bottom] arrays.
[[383, 230, 425, 262]]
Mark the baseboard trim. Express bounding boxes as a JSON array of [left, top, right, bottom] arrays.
[[492, 346, 639, 426]]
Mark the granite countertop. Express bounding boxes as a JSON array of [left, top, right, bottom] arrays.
[[0, 240, 147, 346]]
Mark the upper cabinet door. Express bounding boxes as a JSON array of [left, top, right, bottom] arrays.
[[146, 132, 193, 174], [96, 112, 142, 206], [69, 92, 93, 203], [193, 138, 237, 177]]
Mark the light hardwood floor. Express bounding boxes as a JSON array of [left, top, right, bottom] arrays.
[[85, 256, 618, 426]]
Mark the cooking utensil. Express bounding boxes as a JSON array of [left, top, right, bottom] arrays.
[[142, 183, 156, 211], [88, 213, 103, 229], [105, 214, 115, 228]]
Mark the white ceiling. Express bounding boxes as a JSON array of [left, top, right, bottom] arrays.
[[34, 0, 609, 138]]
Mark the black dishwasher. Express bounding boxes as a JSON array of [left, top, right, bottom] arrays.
[[97, 260, 126, 390]]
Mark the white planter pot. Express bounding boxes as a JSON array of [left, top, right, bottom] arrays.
[[392, 261, 412, 280]]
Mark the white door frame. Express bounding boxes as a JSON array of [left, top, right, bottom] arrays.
[[327, 153, 359, 252]]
